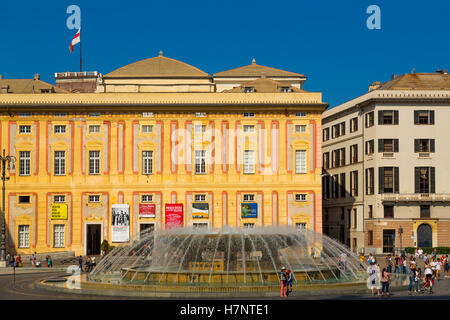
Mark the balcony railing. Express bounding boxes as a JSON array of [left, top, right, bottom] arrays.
[[381, 193, 450, 202]]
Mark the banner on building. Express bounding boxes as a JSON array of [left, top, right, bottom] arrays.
[[139, 203, 156, 218], [111, 204, 130, 243], [192, 203, 209, 219], [51, 204, 68, 220], [241, 203, 257, 219], [165, 204, 183, 229]]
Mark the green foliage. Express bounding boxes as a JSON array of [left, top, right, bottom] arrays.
[[101, 240, 110, 253], [405, 247, 450, 255]]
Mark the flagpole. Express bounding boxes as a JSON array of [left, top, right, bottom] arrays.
[[79, 28, 82, 73]]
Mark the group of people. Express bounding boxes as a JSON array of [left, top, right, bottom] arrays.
[[280, 267, 294, 298], [366, 250, 450, 296], [4, 252, 53, 268], [79, 255, 96, 272]]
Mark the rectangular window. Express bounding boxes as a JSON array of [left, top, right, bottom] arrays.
[[383, 230, 395, 254], [295, 125, 306, 133], [18, 225, 30, 248], [366, 168, 374, 195], [332, 124, 341, 138], [193, 223, 208, 229], [415, 167, 435, 194], [333, 175, 339, 199], [54, 125, 66, 134], [53, 225, 65, 248], [350, 144, 358, 163], [142, 151, 153, 175], [54, 113, 67, 117], [243, 112, 255, 118], [420, 205, 431, 218], [142, 125, 153, 133], [368, 205, 373, 219], [19, 125, 31, 134], [195, 150, 207, 174], [295, 223, 307, 230], [243, 223, 255, 229], [194, 125, 206, 133], [340, 173, 346, 198], [89, 151, 100, 175], [323, 128, 330, 141], [295, 150, 307, 174], [323, 152, 330, 169], [295, 194, 307, 202], [54, 151, 66, 176], [347, 209, 351, 229], [142, 112, 154, 118], [414, 110, 435, 125], [379, 110, 399, 125], [384, 205, 394, 218], [89, 113, 101, 117], [365, 140, 374, 155], [195, 194, 207, 202], [243, 194, 255, 202], [379, 139, 399, 153], [295, 112, 307, 117], [350, 117, 358, 133], [350, 171, 358, 197], [195, 112, 207, 118], [18, 113, 32, 118], [88, 195, 100, 203], [19, 151, 31, 176], [383, 167, 394, 193], [54, 195, 66, 203], [368, 230, 373, 246], [379, 167, 399, 194], [365, 112, 374, 128], [89, 125, 101, 133], [243, 125, 255, 133], [415, 139, 435, 153], [18, 195, 30, 204], [243, 150, 255, 174], [141, 194, 153, 203]]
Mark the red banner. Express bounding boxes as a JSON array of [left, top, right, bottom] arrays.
[[165, 204, 183, 229], [139, 203, 156, 218]]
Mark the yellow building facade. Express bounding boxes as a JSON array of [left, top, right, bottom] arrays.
[[0, 54, 327, 256]]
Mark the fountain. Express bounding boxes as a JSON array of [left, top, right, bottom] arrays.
[[88, 226, 368, 292]]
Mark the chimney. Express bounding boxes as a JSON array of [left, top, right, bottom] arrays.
[[369, 81, 381, 92], [34, 74, 40, 80]]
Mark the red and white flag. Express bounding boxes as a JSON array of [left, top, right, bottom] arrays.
[[69, 28, 81, 53]]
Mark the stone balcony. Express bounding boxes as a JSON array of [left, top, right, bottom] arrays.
[[381, 193, 450, 203]]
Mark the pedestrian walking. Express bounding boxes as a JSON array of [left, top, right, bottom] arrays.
[[436, 258, 442, 281], [424, 253, 428, 265], [418, 248, 424, 258], [408, 264, 416, 294], [444, 255, 449, 279], [394, 255, 400, 274], [30, 252, 36, 267], [47, 255, 53, 268], [402, 256, 408, 274], [424, 264, 434, 294], [430, 257, 437, 278], [386, 255, 392, 273], [78, 255, 83, 271], [380, 268, 390, 297], [280, 267, 287, 298], [285, 269, 293, 296], [414, 268, 421, 293], [367, 262, 381, 296]]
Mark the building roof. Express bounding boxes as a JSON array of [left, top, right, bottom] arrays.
[[224, 78, 307, 93], [214, 59, 305, 78], [0, 76, 69, 94], [104, 51, 211, 78], [377, 72, 450, 90]]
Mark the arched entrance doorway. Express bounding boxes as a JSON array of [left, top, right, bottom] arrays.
[[417, 223, 433, 248]]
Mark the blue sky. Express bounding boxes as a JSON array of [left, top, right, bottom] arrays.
[[0, 0, 448, 107]]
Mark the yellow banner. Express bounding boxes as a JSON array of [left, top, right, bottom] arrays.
[[51, 204, 68, 220]]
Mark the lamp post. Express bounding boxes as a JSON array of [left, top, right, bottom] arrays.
[[398, 226, 404, 256], [0, 149, 15, 267]]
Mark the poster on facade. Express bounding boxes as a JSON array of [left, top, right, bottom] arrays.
[[241, 203, 258, 219], [111, 204, 130, 242], [192, 203, 209, 219], [139, 203, 156, 218], [51, 204, 68, 220], [165, 204, 183, 229]]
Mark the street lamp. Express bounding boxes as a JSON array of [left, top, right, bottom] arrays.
[[398, 226, 404, 256], [0, 149, 15, 267]]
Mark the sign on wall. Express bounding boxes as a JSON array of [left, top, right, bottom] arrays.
[[165, 204, 183, 229], [139, 203, 156, 218], [111, 204, 130, 242], [51, 204, 68, 220], [241, 203, 258, 219], [192, 203, 209, 219]]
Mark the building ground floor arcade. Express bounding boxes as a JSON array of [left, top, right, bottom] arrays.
[[6, 187, 322, 256]]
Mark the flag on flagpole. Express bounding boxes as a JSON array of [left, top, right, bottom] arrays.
[[69, 28, 81, 53]]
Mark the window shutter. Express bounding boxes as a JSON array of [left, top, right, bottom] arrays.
[[365, 169, 368, 195], [415, 167, 420, 193], [378, 139, 384, 153], [414, 111, 419, 124], [431, 139, 435, 153], [431, 167, 436, 193], [379, 167, 384, 194], [414, 139, 419, 153], [394, 111, 399, 124], [378, 111, 383, 125], [394, 167, 399, 193], [394, 139, 399, 152], [341, 173, 346, 198], [430, 111, 435, 124], [355, 145, 358, 162]]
